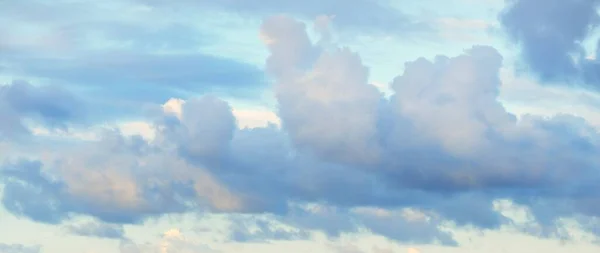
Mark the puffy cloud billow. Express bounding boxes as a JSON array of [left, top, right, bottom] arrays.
[[2, 14, 600, 248]]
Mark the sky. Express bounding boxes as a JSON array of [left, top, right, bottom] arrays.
[[3, 0, 600, 252]]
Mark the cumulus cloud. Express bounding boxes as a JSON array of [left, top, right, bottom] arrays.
[[390, 46, 513, 155], [0, 128, 244, 224], [3, 14, 600, 247], [263, 15, 383, 165], [174, 96, 237, 161], [10, 52, 266, 106]]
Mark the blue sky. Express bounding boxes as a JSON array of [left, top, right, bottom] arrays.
[[3, 0, 600, 252]]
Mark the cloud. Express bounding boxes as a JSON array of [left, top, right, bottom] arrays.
[[229, 216, 310, 242], [0, 80, 82, 139], [281, 204, 456, 245], [6, 52, 265, 104], [4, 15, 600, 247], [0, 129, 243, 224], [0, 0, 209, 54], [500, 0, 600, 86], [262, 15, 383, 165], [350, 207, 456, 245], [0, 244, 40, 253], [174, 96, 237, 162], [0, 0, 267, 124]]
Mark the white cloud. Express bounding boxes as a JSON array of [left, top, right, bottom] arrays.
[[232, 109, 280, 128], [162, 98, 185, 120]]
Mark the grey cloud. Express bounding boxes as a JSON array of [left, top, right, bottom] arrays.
[[0, 80, 82, 140], [353, 209, 456, 246], [176, 96, 237, 161], [261, 15, 320, 78], [283, 205, 360, 238], [257, 15, 600, 239], [229, 216, 310, 242], [263, 15, 383, 165], [1, 51, 265, 124], [270, 204, 456, 245], [500, 0, 600, 87], [66, 220, 125, 239], [0, 129, 240, 224]]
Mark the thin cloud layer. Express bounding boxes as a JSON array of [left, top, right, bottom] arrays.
[[0, 0, 267, 123], [140, 0, 425, 34]]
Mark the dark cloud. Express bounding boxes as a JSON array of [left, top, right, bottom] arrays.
[[500, 0, 600, 86]]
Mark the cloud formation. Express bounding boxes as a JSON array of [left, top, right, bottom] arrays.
[[3, 13, 600, 249]]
